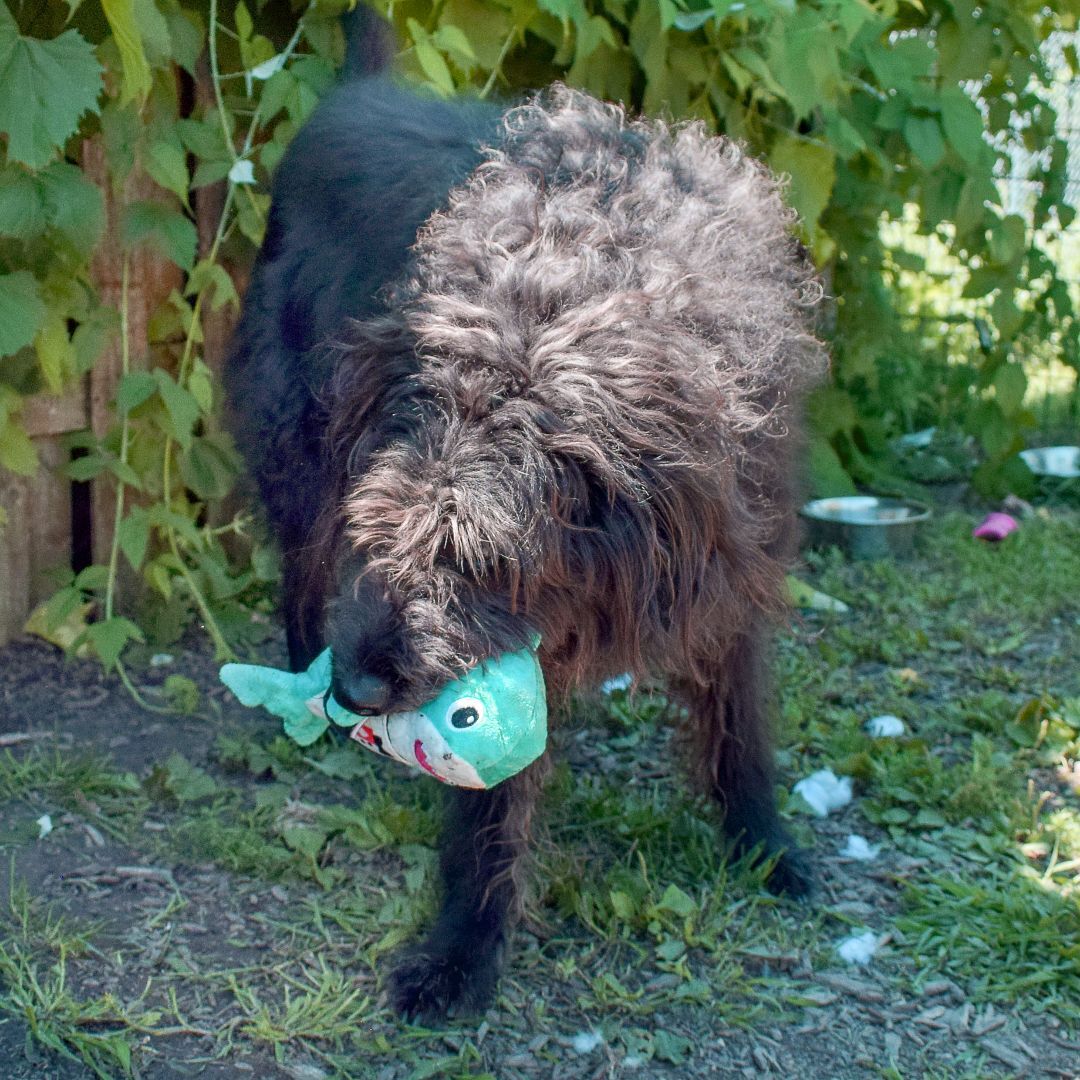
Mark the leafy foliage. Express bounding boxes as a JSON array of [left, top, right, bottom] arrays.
[[0, 0, 1077, 672]]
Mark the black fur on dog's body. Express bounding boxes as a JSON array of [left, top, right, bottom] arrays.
[[228, 12, 826, 1019]]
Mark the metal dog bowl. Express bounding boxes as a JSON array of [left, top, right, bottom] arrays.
[[1019, 446, 1080, 479], [800, 496, 931, 560]]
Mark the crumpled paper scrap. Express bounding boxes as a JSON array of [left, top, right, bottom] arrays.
[[837, 930, 880, 966], [865, 714, 905, 738], [793, 769, 853, 817], [840, 834, 880, 861], [571, 1031, 604, 1054]]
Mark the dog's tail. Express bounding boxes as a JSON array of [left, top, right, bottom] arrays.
[[340, 4, 395, 80]]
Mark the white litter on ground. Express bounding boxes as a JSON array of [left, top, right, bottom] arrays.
[[837, 930, 880, 966], [866, 714, 905, 737], [793, 769, 853, 817], [571, 1031, 604, 1054], [36, 814, 53, 839], [840, 834, 880, 861], [600, 673, 632, 694], [150, 653, 174, 667]]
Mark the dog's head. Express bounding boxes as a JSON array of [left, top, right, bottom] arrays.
[[322, 430, 547, 714]]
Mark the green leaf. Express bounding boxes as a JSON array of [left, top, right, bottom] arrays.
[[808, 385, 857, 436], [0, 271, 47, 357], [769, 135, 836, 234], [163, 674, 200, 714], [162, 6, 203, 74], [66, 454, 108, 482], [116, 371, 157, 415], [148, 503, 201, 545], [786, 575, 850, 613], [863, 35, 934, 92], [904, 116, 945, 167], [993, 363, 1027, 416], [186, 259, 239, 312], [282, 825, 328, 857], [408, 20, 455, 95], [0, 7, 104, 168], [75, 564, 109, 591], [653, 1029, 693, 1065], [537, 0, 587, 28], [105, 456, 143, 488], [0, 168, 46, 239], [728, 47, 786, 100], [939, 87, 986, 166], [85, 616, 144, 670], [988, 214, 1026, 268], [146, 140, 191, 209], [808, 436, 857, 497], [609, 890, 637, 920], [35, 314, 77, 394], [117, 507, 151, 571], [766, 12, 840, 120], [122, 201, 197, 271], [152, 369, 200, 450], [187, 359, 214, 414], [38, 163, 105, 255], [0, 414, 37, 475], [432, 25, 476, 66], [655, 883, 696, 918], [101, 101, 141, 187], [43, 585, 84, 634], [102, 0, 152, 104], [180, 436, 236, 499], [159, 752, 218, 801]]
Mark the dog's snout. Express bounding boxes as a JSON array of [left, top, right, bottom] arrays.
[[331, 671, 391, 716]]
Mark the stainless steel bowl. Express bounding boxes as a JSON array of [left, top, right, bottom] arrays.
[[1019, 446, 1080, 479], [800, 496, 931, 559]]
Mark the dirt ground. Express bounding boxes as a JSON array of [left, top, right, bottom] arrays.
[[1, 516, 1079, 1078]]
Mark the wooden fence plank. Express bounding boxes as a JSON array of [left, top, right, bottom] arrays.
[[81, 138, 184, 569]]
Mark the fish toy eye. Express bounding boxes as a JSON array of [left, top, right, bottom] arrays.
[[446, 697, 484, 729]]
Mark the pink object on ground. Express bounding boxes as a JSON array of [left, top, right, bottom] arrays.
[[972, 512, 1019, 541]]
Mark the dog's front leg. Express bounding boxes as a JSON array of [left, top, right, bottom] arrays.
[[387, 756, 548, 1021]]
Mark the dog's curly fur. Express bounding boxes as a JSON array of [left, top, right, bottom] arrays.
[[228, 10, 826, 1020]]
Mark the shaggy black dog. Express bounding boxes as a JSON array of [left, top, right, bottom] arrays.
[[227, 10, 825, 1019]]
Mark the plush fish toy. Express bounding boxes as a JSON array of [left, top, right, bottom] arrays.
[[220, 645, 547, 789]]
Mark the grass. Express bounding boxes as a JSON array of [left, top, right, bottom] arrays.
[[0, 509, 1078, 1075], [0, 875, 154, 1079]]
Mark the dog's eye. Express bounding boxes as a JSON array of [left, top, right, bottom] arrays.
[[446, 697, 484, 729]]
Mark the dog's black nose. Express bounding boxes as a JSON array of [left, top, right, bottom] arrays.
[[331, 671, 391, 716]]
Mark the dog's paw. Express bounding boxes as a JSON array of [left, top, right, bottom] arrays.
[[764, 847, 814, 900], [387, 945, 499, 1023]]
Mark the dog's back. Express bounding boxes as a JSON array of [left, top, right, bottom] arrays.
[[226, 24, 501, 562]]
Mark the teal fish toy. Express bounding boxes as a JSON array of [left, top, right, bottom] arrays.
[[220, 645, 547, 789]]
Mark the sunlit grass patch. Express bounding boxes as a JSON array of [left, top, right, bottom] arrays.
[[898, 865, 1080, 1021], [228, 955, 377, 1066]]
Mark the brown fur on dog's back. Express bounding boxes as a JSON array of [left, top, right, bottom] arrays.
[[312, 86, 826, 702]]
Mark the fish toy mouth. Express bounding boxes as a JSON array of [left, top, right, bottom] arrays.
[[306, 694, 487, 788]]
